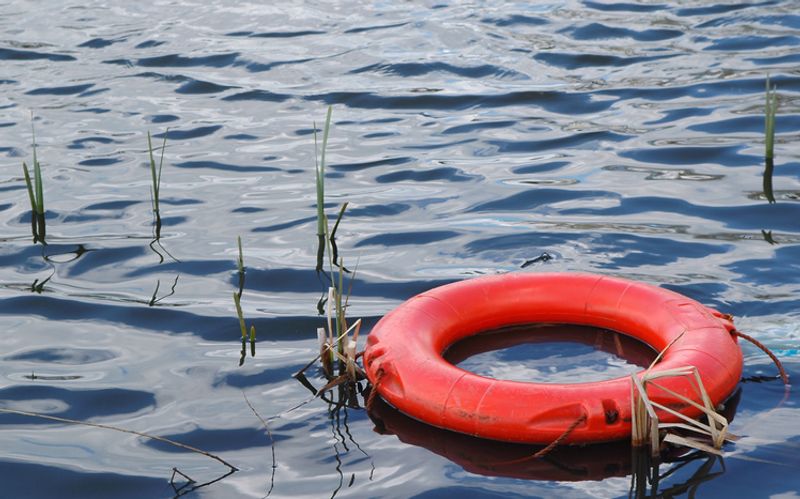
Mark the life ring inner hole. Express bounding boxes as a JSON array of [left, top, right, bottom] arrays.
[[443, 324, 658, 385]]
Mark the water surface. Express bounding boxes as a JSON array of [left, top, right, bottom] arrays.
[[1, 1, 799, 497]]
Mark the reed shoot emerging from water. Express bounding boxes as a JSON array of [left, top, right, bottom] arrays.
[[22, 120, 46, 244], [236, 235, 245, 298], [315, 106, 333, 273], [763, 75, 778, 204], [765, 75, 778, 161], [296, 107, 365, 398], [233, 237, 255, 365], [147, 131, 167, 236]]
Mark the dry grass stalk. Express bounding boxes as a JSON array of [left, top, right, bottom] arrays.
[[631, 374, 660, 452], [317, 287, 363, 381], [318, 327, 333, 376]]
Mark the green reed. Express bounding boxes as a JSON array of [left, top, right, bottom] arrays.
[[763, 76, 778, 204], [233, 236, 255, 365], [236, 235, 245, 275], [236, 235, 245, 298], [234, 292, 257, 365], [765, 75, 778, 160], [315, 106, 333, 273], [307, 106, 365, 382], [147, 131, 167, 235], [22, 120, 46, 243]]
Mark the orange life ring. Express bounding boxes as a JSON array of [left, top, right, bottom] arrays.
[[364, 272, 743, 444]]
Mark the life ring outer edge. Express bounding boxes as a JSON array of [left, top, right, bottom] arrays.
[[364, 272, 743, 445]]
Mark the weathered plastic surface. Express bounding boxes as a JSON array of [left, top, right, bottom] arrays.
[[363, 272, 743, 444]]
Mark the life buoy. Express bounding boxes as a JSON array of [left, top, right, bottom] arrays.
[[363, 272, 743, 444]]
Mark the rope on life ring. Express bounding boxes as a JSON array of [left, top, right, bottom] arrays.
[[732, 329, 789, 385], [531, 413, 587, 459]]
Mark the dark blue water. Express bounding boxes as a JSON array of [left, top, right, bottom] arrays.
[[1, 1, 799, 497]]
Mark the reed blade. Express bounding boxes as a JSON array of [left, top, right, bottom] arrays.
[[22, 161, 37, 213], [763, 157, 775, 203], [320, 105, 332, 191], [314, 107, 333, 270], [147, 131, 158, 214], [237, 236, 244, 274], [765, 75, 777, 161], [330, 202, 349, 270], [233, 291, 247, 339], [31, 121, 44, 215], [33, 159, 43, 215]]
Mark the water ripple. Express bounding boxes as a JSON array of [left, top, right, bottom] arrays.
[[482, 14, 549, 27], [174, 160, 282, 173], [344, 21, 409, 34], [583, 1, 668, 13], [330, 156, 412, 172], [226, 29, 325, 38], [221, 89, 291, 102], [145, 427, 282, 453], [468, 188, 616, 212], [5, 348, 117, 364], [0, 47, 75, 61], [375, 167, 480, 183], [135, 52, 240, 68], [0, 461, 165, 499], [0, 385, 154, 423], [676, 2, 774, 17], [78, 37, 125, 49], [307, 90, 616, 114], [619, 145, 757, 167], [351, 62, 523, 79], [562, 22, 683, 42], [705, 35, 800, 51], [153, 125, 222, 140], [25, 84, 94, 96], [561, 196, 800, 232], [355, 230, 460, 247]]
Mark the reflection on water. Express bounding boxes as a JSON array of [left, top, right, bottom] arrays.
[[368, 395, 735, 498], [0, 0, 799, 497]]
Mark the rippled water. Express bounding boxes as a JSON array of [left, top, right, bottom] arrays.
[[446, 325, 658, 383], [1, 1, 799, 497]]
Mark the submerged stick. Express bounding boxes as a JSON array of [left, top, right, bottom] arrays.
[[242, 391, 276, 497], [0, 407, 238, 471]]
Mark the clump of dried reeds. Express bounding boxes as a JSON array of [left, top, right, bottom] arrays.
[[631, 334, 738, 457]]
